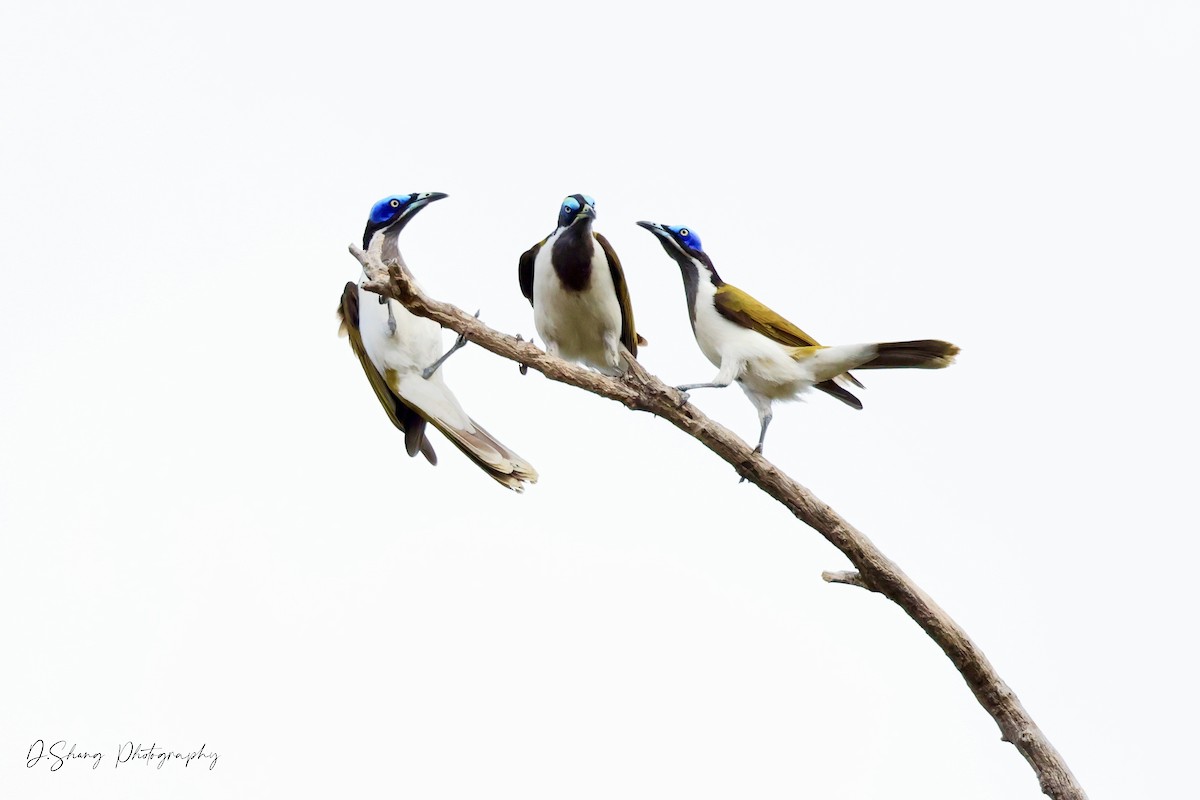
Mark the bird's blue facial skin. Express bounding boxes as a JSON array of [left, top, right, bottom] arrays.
[[557, 194, 596, 228], [369, 195, 411, 225], [668, 225, 702, 252]]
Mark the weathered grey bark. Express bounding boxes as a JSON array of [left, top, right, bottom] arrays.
[[351, 245, 1088, 800]]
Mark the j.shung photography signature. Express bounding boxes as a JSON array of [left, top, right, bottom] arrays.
[[26, 739, 219, 770]]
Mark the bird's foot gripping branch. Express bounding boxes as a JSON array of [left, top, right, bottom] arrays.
[[348, 244, 1088, 800]]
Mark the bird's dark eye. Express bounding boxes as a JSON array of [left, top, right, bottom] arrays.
[[563, 205, 571, 213], [680, 229, 689, 237], [390, 199, 400, 208]]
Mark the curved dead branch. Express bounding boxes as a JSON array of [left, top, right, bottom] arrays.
[[350, 244, 1087, 800]]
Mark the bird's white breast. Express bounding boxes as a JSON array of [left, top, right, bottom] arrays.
[[356, 273, 475, 429], [690, 277, 813, 400], [531, 230, 623, 367], [356, 272, 444, 375]]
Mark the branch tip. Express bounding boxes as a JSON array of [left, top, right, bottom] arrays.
[[821, 570, 873, 590]]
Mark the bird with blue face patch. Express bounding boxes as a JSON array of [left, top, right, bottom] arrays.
[[637, 221, 959, 455], [338, 193, 538, 491], [519, 194, 645, 375]]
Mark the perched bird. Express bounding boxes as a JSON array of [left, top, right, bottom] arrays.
[[637, 221, 959, 455], [519, 194, 645, 375], [338, 193, 538, 491]]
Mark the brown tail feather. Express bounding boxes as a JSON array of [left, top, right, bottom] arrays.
[[815, 379, 863, 410], [424, 417, 539, 492], [858, 340, 960, 370], [404, 425, 438, 464]]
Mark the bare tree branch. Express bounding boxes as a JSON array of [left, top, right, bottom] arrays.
[[350, 244, 1088, 800]]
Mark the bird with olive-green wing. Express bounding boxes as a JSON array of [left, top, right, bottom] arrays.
[[637, 219, 958, 455], [712, 283, 865, 409]]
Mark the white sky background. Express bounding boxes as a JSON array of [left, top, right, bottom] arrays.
[[1, 1, 1196, 797]]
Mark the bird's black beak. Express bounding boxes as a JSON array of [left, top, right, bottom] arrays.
[[578, 200, 596, 220], [637, 220, 692, 264], [387, 192, 448, 236], [405, 191, 449, 214]]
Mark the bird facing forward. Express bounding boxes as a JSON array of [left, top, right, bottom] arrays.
[[338, 193, 538, 491], [637, 221, 959, 455], [519, 194, 644, 375]]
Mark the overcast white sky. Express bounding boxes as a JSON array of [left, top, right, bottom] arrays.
[[2, 2, 1197, 797]]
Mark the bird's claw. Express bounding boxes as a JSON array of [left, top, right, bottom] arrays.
[[451, 309, 480, 349], [674, 388, 691, 407], [515, 333, 530, 375], [738, 445, 765, 483]]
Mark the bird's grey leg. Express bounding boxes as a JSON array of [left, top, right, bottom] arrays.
[[737, 410, 774, 485], [422, 309, 481, 379], [754, 410, 773, 455], [739, 393, 773, 483], [746, 392, 774, 455], [675, 381, 728, 407], [677, 361, 740, 399], [675, 363, 740, 406], [385, 299, 397, 336], [676, 380, 733, 392]]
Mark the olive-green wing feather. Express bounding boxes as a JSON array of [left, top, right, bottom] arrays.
[[594, 232, 642, 356], [713, 283, 864, 408], [337, 283, 437, 463], [518, 238, 545, 306], [713, 284, 823, 347]]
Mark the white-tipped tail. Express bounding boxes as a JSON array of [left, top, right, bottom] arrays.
[[424, 416, 539, 492], [393, 373, 538, 492]]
